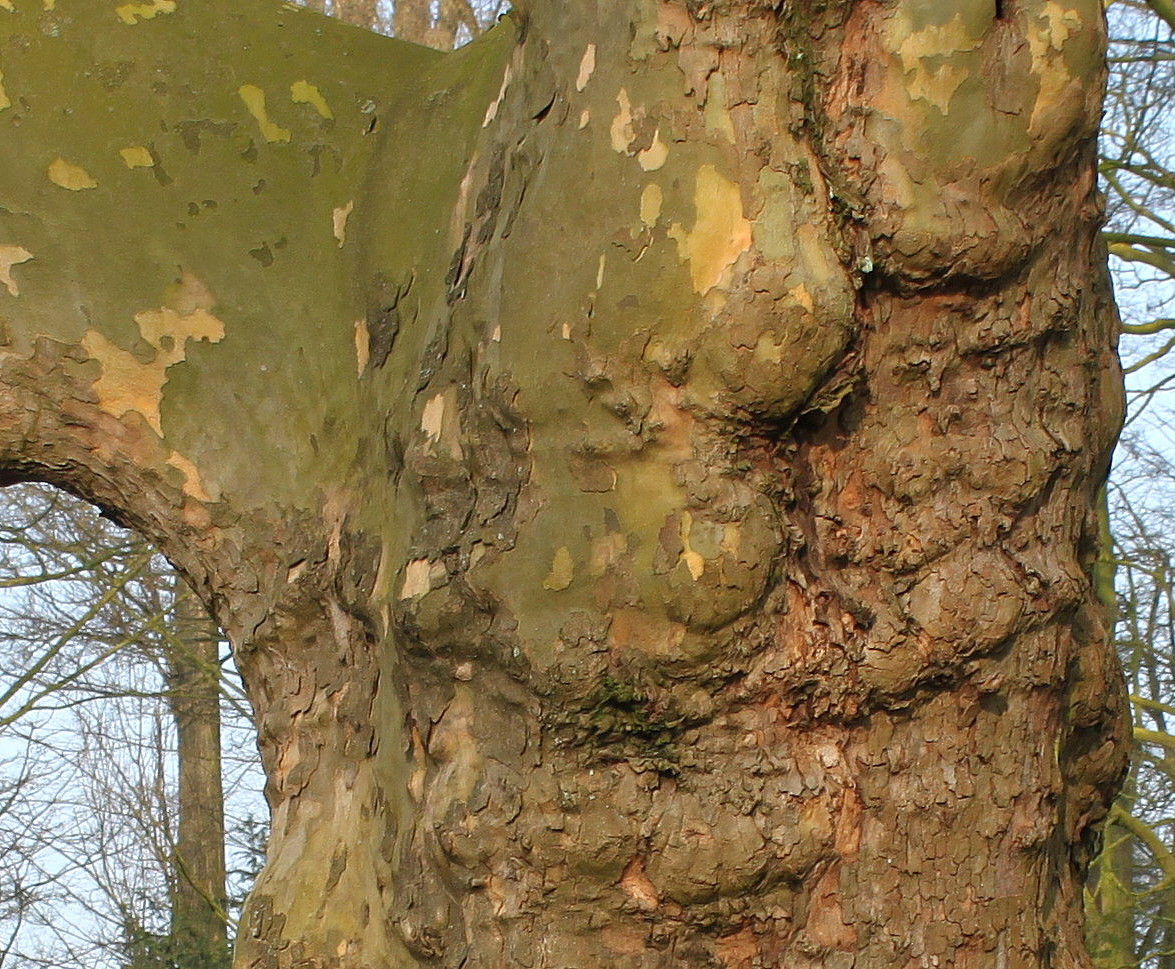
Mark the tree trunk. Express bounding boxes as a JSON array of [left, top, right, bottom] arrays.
[[393, 0, 434, 44], [331, 0, 379, 33], [167, 582, 230, 969], [0, 1, 1130, 967], [1086, 812, 1136, 967], [1085, 489, 1135, 968]]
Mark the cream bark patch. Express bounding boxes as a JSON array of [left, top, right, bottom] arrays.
[[238, 85, 291, 143], [0, 67, 9, 112], [640, 183, 663, 227], [638, 129, 668, 171], [788, 283, 814, 312], [0, 246, 32, 296], [82, 276, 226, 434], [291, 80, 333, 119], [333, 200, 353, 247], [542, 547, 574, 591], [115, 0, 175, 23], [354, 319, 369, 375], [906, 63, 966, 113], [48, 158, 97, 190], [576, 44, 596, 92], [892, 13, 978, 113], [679, 511, 705, 580], [894, 13, 979, 68], [400, 559, 432, 599], [166, 451, 217, 502], [421, 394, 446, 443], [119, 146, 154, 168], [482, 62, 512, 127], [1031, 1, 1083, 58], [669, 165, 752, 294], [1028, 2, 1084, 131], [611, 89, 636, 153]]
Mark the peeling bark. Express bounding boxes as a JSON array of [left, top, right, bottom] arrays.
[[0, 0, 1128, 967]]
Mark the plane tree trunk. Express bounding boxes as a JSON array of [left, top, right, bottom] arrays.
[[0, 0, 1129, 967]]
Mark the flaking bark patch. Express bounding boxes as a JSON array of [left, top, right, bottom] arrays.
[[0, 246, 32, 296], [47, 157, 97, 190], [668, 165, 753, 294], [82, 292, 225, 435]]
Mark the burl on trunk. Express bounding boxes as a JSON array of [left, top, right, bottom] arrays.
[[0, 0, 1128, 966]]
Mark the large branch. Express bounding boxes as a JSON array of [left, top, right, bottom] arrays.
[[0, 0, 450, 527], [0, 3, 516, 963]]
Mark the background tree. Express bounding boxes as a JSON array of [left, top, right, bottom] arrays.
[[297, 0, 506, 46], [1085, 443, 1175, 967], [1081, 1, 1175, 965], [0, 484, 259, 968]]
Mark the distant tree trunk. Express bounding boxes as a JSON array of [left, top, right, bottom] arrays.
[[392, 0, 433, 44], [0, 1, 1130, 968], [1086, 489, 1136, 968], [331, 0, 379, 33], [167, 584, 229, 969], [1087, 810, 1137, 967]]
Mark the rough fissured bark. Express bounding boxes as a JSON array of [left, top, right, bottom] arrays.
[[0, 0, 1128, 967]]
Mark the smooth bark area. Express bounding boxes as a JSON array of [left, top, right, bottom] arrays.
[[0, 1, 1129, 967]]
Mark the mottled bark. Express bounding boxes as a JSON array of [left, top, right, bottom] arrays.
[[0, 1, 1128, 968]]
